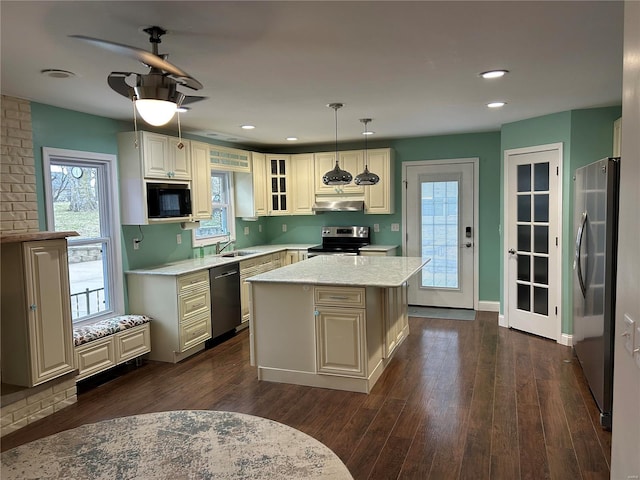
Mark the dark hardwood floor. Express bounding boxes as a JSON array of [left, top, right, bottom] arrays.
[[1, 312, 611, 479]]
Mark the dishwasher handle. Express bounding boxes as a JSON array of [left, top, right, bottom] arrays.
[[214, 270, 238, 279]]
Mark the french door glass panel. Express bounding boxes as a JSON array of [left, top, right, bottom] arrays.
[[516, 161, 550, 316]]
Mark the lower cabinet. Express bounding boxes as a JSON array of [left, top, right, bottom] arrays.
[[127, 270, 211, 363], [1, 237, 75, 387], [240, 252, 283, 324], [314, 287, 367, 377], [383, 284, 409, 358]]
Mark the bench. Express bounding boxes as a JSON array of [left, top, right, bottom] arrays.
[[73, 315, 152, 381]]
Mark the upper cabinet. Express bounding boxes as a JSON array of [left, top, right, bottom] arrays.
[[190, 141, 213, 221], [140, 132, 191, 180], [315, 150, 365, 196], [290, 153, 315, 215], [266, 154, 290, 215], [364, 148, 395, 215], [235, 152, 268, 219]]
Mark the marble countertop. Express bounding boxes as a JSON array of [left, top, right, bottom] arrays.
[[126, 244, 315, 276], [0, 231, 79, 244], [246, 255, 428, 287], [359, 245, 398, 252]]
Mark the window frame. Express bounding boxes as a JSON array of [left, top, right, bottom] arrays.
[[192, 170, 236, 247], [42, 147, 124, 326]]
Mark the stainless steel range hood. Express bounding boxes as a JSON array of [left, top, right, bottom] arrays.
[[312, 200, 364, 213]]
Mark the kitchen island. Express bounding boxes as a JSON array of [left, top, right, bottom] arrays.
[[247, 255, 427, 393]]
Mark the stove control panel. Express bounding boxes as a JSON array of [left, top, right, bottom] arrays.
[[321, 226, 369, 239]]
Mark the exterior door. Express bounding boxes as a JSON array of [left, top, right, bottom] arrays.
[[405, 160, 477, 308], [505, 144, 561, 341]]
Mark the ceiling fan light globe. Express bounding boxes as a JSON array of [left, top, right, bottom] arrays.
[[135, 99, 177, 126]]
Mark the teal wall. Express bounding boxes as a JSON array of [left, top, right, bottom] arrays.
[[500, 106, 621, 334], [28, 101, 619, 326]]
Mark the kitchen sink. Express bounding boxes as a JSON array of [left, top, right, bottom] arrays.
[[221, 250, 258, 258]]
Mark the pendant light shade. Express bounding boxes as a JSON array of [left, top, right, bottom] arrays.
[[354, 118, 380, 186], [323, 103, 352, 186], [134, 99, 178, 126]]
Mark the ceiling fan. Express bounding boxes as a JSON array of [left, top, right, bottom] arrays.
[[70, 26, 205, 126]]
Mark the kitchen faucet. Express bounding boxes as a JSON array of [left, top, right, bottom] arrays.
[[216, 237, 234, 254]]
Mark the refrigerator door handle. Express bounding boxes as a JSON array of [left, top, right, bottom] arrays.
[[574, 211, 587, 298]]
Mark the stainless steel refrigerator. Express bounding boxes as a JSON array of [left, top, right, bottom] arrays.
[[573, 157, 620, 430]]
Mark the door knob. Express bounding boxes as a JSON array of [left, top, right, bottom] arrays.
[[508, 249, 516, 254]]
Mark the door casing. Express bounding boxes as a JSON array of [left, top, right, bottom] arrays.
[[502, 143, 563, 343], [402, 158, 479, 310]]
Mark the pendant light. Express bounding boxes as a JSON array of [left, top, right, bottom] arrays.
[[354, 118, 380, 186], [322, 103, 352, 185]]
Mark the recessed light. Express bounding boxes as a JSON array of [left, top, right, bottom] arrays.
[[487, 101, 506, 108], [480, 70, 509, 79], [41, 69, 75, 79], [241, 125, 255, 130], [362, 131, 374, 136], [286, 137, 298, 141], [176, 106, 189, 113]]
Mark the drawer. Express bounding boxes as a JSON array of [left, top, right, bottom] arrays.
[[177, 271, 209, 294], [115, 324, 151, 363], [179, 289, 210, 320], [314, 287, 366, 308], [240, 254, 272, 272], [75, 337, 116, 380], [179, 314, 211, 352]]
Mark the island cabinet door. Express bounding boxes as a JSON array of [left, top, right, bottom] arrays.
[[383, 284, 408, 358], [315, 306, 366, 377]]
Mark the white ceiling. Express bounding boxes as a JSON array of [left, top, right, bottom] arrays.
[[1, 1, 624, 148]]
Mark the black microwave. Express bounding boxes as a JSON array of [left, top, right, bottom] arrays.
[[146, 183, 192, 219]]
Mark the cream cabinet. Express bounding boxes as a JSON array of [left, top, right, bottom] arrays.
[[383, 284, 408, 358], [315, 150, 365, 196], [266, 155, 290, 215], [314, 287, 367, 377], [190, 141, 213, 220], [1, 236, 75, 387], [284, 249, 308, 265], [290, 153, 315, 215], [235, 152, 268, 218], [140, 132, 191, 180], [364, 148, 395, 214], [127, 270, 211, 363], [240, 253, 283, 324]]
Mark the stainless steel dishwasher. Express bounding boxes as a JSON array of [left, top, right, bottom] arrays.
[[208, 263, 241, 342]]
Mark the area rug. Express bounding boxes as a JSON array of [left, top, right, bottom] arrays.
[[408, 306, 476, 321], [1, 410, 353, 479]]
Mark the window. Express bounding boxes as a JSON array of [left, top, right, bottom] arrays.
[[193, 170, 235, 246], [43, 148, 124, 325]]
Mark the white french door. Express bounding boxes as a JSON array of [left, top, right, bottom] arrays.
[[404, 159, 477, 308], [504, 144, 561, 341]]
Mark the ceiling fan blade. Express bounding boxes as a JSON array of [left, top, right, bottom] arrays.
[[181, 95, 207, 105], [107, 72, 135, 99], [70, 35, 202, 90]]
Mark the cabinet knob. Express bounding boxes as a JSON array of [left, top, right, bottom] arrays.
[[30, 304, 37, 311]]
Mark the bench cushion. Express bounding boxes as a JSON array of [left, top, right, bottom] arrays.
[[73, 315, 152, 347]]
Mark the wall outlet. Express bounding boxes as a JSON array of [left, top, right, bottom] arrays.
[[133, 238, 140, 250], [176, 233, 182, 245], [244, 226, 250, 235], [391, 223, 400, 232], [374, 224, 380, 233], [282, 224, 287, 232], [623, 314, 635, 355]]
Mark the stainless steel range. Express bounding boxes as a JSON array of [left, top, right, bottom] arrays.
[[307, 226, 370, 257]]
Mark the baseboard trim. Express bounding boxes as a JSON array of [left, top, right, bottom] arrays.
[[478, 301, 499, 312], [498, 314, 507, 328], [559, 334, 573, 347]]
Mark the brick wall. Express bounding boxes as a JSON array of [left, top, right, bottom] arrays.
[[1, 377, 77, 436], [1, 95, 39, 233], [0, 95, 78, 437]]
